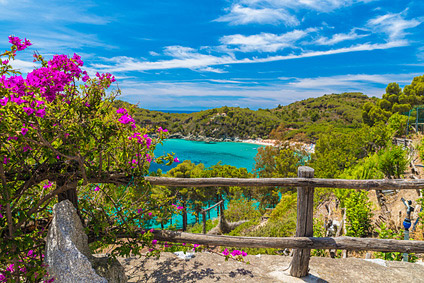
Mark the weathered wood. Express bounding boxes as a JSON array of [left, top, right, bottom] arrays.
[[291, 166, 314, 278], [201, 200, 223, 213], [150, 230, 424, 253], [202, 211, 207, 234], [144, 176, 424, 190]]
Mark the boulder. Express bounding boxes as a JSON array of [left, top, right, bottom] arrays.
[[46, 200, 127, 283]]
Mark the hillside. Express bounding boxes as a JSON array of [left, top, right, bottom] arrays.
[[270, 92, 377, 142], [115, 92, 376, 142]]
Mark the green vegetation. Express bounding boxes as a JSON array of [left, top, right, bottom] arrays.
[[116, 92, 373, 142], [363, 75, 424, 126], [116, 101, 281, 139], [271, 92, 375, 142]]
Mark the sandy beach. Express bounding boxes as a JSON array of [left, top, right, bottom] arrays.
[[240, 139, 315, 154], [240, 139, 280, 146]]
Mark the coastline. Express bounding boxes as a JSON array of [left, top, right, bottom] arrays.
[[239, 138, 279, 146], [166, 133, 315, 153]]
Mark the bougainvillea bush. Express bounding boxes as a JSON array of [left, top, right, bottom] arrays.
[[0, 36, 178, 282]]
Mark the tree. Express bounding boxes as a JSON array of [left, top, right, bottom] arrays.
[[378, 145, 408, 179], [363, 76, 424, 126], [253, 145, 301, 210], [166, 160, 205, 230], [0, 37, 175, 281]]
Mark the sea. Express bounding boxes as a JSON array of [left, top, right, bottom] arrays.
[[147, 139, 265, 229], [150, 139, 264, 173]]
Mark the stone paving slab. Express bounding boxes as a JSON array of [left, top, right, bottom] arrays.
[[117, 252, 424, 283]]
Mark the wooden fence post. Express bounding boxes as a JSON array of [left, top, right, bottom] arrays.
[[290, 166, 315, 277], [202, 211, 207, 234]]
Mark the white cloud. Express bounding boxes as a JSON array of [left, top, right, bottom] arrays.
[[368, 12, 421, 40], [9, 59, 39, 73], [215, 4, 299, 26], [287, 73, 418, 89], [0, 1, 111, 25], [315, 29, 369, 45], [92, 41, 406, 74], [149, 51, 160, 56], [27, 29, 116, 52], [117, 71, 416, 110], [220, 29, 314, 52], [216, 0, 376, 26]]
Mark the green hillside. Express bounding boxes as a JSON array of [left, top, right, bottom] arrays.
[[271, 92, 377, 142], [115, 92, 375, 142]]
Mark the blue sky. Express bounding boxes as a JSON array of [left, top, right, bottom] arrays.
[[1, 0, 423, 111]]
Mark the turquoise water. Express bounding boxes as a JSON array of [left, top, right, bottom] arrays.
[[147, 139, 264, 229], [150, 139, 264, 173]]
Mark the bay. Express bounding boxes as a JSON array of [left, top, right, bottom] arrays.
[[150, 139, 264, 173]]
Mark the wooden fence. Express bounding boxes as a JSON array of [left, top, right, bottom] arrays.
[[144, 166, 424, 278]]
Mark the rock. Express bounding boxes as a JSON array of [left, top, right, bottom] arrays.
[[173, 251, 195, 260], [46, 200, 127, 283], [92, 255, 128, 282]]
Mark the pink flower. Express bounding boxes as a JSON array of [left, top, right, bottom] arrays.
[[116, 108, 127, 115], [8, 36, 32, 51], [222, 249, 229, 256], [152, 239, 157, 245], [21, 127, 28, 136], [118, 114, 134, 125], [148, 212, 152, 216], [6, 263, 14, 272], [56, 155, 60, 159], [35, 108, 46, 118], [146, 154, 152, 163], [0, 96, 9, 106], [43, 181, 52, 189], [157, 127, 168, 133], [137, 208, 143, 214], [242, 251, 247, 257], [174, 157, 180, 163], [94, 186, 100, 192], [27, 250, 35, 258], [231, 250, 242, 256], [3, 156, 9, 164], [23, 107, 34, 115]]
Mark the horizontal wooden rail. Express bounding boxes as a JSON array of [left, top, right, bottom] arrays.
[[152, 230, 424, 253], [145, 176, 424, 190]]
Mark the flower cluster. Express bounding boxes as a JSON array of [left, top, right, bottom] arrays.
[[157, 127, 168, 133], [95, 72, 116, 87], [222, 248, 247, 257], [0, 251, 54, 282], [171, 204, 184, 210], [116, 108, 136, 129], [128, 132, 152, 148], [8, 35, 32, 51]]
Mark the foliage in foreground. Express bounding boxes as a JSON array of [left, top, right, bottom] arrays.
[[0, 37, 178, 282]]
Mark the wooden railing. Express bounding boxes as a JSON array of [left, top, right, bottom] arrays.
[[144, 166, 424, 278]]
